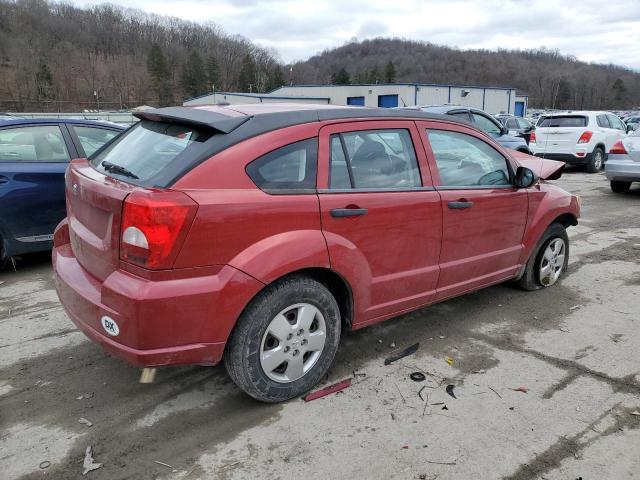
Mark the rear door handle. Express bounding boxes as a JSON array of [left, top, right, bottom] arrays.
[[448, 201, 474, 209], [330, 208, 368, 218]]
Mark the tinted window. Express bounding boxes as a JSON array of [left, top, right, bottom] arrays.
[[471, 113, 502, 136], [246, 138, 317, 193], [539, 116, 588, 128], [607, 114, 625, 131], [329, 129, 421, 189], [507, 119, 519, 129], [597, 115, 611, 128], [73, 126, 119, 156], [0, 125, 70, 162], [516, 118, 531, 129], [427, 130, 511, 187], [91, 120, 207, 181]]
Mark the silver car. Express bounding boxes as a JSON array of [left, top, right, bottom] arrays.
[[605, 128, 640, 192]]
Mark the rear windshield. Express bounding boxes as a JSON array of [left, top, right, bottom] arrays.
[[90, 120, 209, 184], [538, 116, 588, 128]]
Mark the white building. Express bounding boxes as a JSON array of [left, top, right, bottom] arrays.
[[184, 83, 529, 117]]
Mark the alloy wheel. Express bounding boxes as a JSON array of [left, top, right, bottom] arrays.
[[260, 303, 327, 383], [539, 238, 566, 287]]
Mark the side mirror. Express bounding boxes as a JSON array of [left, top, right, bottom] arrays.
[[515, 166, 537, 188], [501, 125, 509, 135]]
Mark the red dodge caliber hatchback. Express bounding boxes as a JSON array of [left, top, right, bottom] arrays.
[[53, 104, 580, 402]]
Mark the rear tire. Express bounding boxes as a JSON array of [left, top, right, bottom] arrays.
[[517, 223, 569, 291], [224, 275, 341, 403], [610, 180, 631, 193], [586, 147, 604, 173]]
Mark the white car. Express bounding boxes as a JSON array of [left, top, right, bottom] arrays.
[[530, 111, 627, 173], [605, 128, 640, 193]]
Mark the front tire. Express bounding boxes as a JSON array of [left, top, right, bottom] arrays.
[[225, 275, 341, 403], [586, 147, 604, 173], [610, 180, 631, 193], [517, 223, 569, 291]]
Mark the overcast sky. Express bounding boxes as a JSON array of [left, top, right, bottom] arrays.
[[74, 0, 640, 70]]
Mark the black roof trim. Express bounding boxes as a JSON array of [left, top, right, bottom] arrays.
[[133, 106, 250, 133], [137, 106, 470, 188]]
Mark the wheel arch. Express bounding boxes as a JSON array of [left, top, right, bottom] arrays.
[[551, 212, 578, 228]]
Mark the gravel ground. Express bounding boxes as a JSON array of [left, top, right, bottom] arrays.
[[1, 168, 639, 480]]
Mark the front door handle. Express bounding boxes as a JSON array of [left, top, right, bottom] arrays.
[[0, 175, 9, 184], [330, 208, 368, 218], [448, 200, 474, 209]]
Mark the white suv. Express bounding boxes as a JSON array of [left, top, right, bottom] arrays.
[[530, 111, 627, 173]]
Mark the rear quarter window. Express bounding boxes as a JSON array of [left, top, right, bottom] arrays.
[[538, 116, 588, 128], [246, 138, 318, 194]]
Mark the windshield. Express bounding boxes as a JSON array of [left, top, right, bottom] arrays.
[[90, 120, 208, 184], [538, 116, 588, 128]]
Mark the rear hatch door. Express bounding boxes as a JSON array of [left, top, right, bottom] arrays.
[[66, 160, 135, 281], [535, 115, 589, 154]]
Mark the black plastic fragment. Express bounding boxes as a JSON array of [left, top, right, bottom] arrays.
[[384, 343, 420, 366], [446, 384, 457, 399], [410, 372, 426, 382]]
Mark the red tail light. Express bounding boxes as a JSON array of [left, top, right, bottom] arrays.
[[121, 191, 198, 269], [529, 131, 536, 143], [609, 140, 627, 154], [577, 131, 593, 144]]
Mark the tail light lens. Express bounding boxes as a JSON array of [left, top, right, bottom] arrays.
[[121, 191, 198, 269], [609, 140, 627, 154], [529, 131, 536, 143], [577, 131, 593, 144]]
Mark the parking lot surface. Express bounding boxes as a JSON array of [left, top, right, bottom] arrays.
[[1, 169, 639, 480]]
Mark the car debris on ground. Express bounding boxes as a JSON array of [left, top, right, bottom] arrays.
[[82, 446, 102, 475], [303, 378, 351, 402], [384, 343, 420, 365]]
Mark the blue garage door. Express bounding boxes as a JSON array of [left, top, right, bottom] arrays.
[[347, 96, 365, 106], [514, 101, 525, 117], [377, 95, 398, 108]]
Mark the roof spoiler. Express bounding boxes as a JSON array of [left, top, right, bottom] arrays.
[[133, 107, 250, 133]]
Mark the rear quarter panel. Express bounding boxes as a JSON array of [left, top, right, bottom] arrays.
[[173, 123, 330, 282]]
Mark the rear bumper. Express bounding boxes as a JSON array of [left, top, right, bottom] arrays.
[[533, 152, 592, 165], [605, 158, 640, 182], [53, 239, 264, 367]]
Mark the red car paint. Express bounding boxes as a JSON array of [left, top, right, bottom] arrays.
[[53, 104, 580, 367]]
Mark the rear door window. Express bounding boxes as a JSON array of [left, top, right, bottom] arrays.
[[427, 130, 511, 187], [607, 114, 626, 131], [72, 126, 119, 156], [597, 115, 611, 128], [91, 120, 208, 182], [0, 125, 70, 162], [329, 129, 421, 189], [246, 138, 317, 193], [539, 116, 588, 128], [471, 113, 502, 136]]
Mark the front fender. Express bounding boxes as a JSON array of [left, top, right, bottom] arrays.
[[228, 229, 330, 284], [520, 184, 580, 263]]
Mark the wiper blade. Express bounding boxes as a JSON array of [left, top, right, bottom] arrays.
[[101, 161, 139, 179]]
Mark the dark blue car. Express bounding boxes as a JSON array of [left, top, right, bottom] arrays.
[[0, 118, 125, 259]]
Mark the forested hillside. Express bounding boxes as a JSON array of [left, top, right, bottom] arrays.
[[2, 1, 639, 112], [0, 0, 283, 111], [290, 38, 640, 110]]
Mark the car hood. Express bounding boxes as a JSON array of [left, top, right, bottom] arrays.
[[510, 150, 565, 180]]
